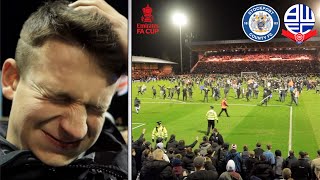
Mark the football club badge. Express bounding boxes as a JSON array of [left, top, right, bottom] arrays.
[[282, 4, 317, 44], [242, 4, 280, 42]]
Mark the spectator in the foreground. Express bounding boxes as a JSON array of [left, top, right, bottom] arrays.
[[249, 154, 275, 180], [311, 150, 320, 180], [166, 134, 179, 151], [186, 156, 219, 180], [263, 144, 275, 166], [226, 144, 243, 174], [274, 149, 284, 179], [175, 137, 199, 156], [245, 151, 258, 179], [182, 147, 196, 173], [217, 143, 230, 175], [140, 149, 175, 180], [291, 151, 312, 180], [281, 168, 294, 180], [209, 128, 224, 146], [253, 142, 264, 159], [218, 160, 243, 180], [283, 150, 298, 169]]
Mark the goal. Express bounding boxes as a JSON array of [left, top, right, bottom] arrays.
[[241, 72, 258, 78]]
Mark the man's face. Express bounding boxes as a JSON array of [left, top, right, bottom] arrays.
[[6, 40, 118, 166]]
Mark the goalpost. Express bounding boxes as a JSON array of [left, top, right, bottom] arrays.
[[241, 71, 258, 78]]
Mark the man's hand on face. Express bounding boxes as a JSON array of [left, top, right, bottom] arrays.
[[68, 0, 127, 56]]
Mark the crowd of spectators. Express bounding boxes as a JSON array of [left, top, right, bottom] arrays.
[[192, 60, 320, 74], [200, 52, 315, 62], [132, 69, 175, 80], [132, 129, 320, 180]]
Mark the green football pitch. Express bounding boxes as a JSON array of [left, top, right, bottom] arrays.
[[131, 81, 320, 159]]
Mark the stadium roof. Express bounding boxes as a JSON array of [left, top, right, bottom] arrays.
[[132, 56, 178, 64], [189, 37, 320, 52]]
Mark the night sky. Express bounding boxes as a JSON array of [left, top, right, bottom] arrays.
[[132, 0, 319, 61]]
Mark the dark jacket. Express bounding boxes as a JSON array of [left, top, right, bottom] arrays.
[[175, 140, 198, 156], [182, 152, 195, 172], [0, 120, 128, 180], [226, 151, 242, 173], [253, 148, 264, 159], [209, 133, 224, 146], [283, 155, 298, 169], [132, 133, 145, 172], [140, 160, 175, 180], [166, 136, 179, 151], [186, 162, 218, 180], [250, 161, 275, 180], [291, 158, 312, 180]]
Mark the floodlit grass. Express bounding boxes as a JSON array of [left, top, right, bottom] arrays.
[[132, 80, 320, 158]]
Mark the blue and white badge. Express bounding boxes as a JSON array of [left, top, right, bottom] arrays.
[[282, 4, 317, 44], [242, 4, 280, 42]]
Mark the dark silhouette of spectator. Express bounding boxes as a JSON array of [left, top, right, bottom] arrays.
[[186, 156, 219, 180], [274, 149, 284, 179], [254, 142, 264, 159], [166, 134, 179, 151], [249, 154, 275, 180], [140, 149, 175, 180], [283, 150, 298, 169], [209, 128, 224, 146], [182, 147, 196, 173], [291, 151, 312, 180]]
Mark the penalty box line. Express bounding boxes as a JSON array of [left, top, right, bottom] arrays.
[[132, 123, 145, 130]]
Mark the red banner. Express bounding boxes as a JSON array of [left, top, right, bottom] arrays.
[[282, 29, 317, 44]]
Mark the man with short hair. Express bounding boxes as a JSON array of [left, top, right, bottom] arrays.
[[291, 151, 312, 180], [253, 142, 264, 159], [209, 128, 224, 146], [185, 156, 219, 180], [206, 106, 218, 136], [0, 0, 128, 179], [263, 144, 275, 166], [283, 150, 298, 169]]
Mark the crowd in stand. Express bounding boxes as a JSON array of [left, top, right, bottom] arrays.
[[200, 52, 315, 62], [132, 69, 175, 80], [192, 60, 320, 74], [132, 128, 320, 180]]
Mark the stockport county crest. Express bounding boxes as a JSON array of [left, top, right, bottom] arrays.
[[242, 4, 280, 42], [282, 4, 317, 44]]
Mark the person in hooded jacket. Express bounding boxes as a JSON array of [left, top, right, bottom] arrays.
[[249, 154, 275, 180], [218, 160, 243, 180], [166, 134, 179, 151]]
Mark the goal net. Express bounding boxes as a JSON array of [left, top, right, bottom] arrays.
[[241, 71, 258, 78]]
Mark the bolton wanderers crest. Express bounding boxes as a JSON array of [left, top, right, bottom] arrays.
[[242, 4, 280, 42], [282, 4, 317, 44]]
